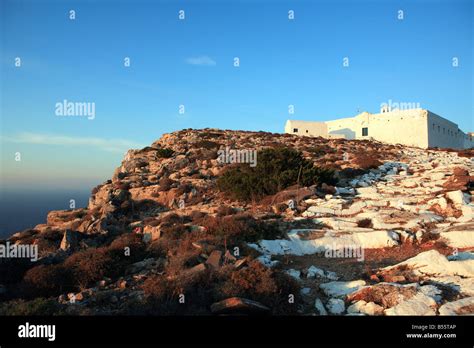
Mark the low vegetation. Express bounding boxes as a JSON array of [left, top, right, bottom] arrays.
[[217, 147, 336, 201]]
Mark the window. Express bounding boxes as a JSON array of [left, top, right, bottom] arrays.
[[438, 126, 440, 132], [293, 128, 298, 133], [362, 127, 368, 136], [443, 128, 445, 134], [432, 123, 435, 130], [306, 130, 309, 133]]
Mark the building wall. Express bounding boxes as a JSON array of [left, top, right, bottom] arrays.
[[285, 109, 473, 149], [427, 111, 466, 149], [325, 109, 430, 148], [284, 120, 327, 137], [466, 133, 474, 149]]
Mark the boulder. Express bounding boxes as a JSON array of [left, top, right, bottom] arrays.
[[210, 297, 270, 315], [446, 190, 469, 207], [319, 280, 366, 298], [443, 167, 471, 191], [438, 297, 474, 315], [327, 298, 345, 314], [59, 230, 79, 251]]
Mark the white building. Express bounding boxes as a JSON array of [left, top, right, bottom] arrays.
[[285, 107, 474, 149]]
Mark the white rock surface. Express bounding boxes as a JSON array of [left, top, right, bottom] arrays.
[[438, 297, 474, 315], [384, 292, 437, 316], [382, 250, 474, 278], [319, 280, 366, 298]]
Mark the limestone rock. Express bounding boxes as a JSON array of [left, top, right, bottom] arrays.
[[210, 297, 270, 315], [59, 230, 79, 251]]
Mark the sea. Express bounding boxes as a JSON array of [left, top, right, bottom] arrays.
[[0, 189, 91, 239]]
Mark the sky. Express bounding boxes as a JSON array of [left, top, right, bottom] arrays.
[[1, 0, 473, 191]]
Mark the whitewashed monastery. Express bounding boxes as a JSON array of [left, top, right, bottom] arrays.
[[285, 107, 473, 149]]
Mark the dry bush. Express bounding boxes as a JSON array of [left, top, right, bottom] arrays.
[[22, 264, 73, 297], [160, 213, 191, 227], [108, 232, 147, 262], [64, 248, 115, 288], [142, 270, 214, 315], [215, 260, 300, 314], [161, 224, 190, 240], [188, 210, 207, 222], [200, 214, 282, 244], [216, 205, 237, 217], [0, 298, 65, 315], [61, 234, 147, 289]]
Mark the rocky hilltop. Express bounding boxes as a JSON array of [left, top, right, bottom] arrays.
[[1, 129, 473, 316]]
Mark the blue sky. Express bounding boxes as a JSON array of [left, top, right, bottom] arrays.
[[1, 0, 473, 191]]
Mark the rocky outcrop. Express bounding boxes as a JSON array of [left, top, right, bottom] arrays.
[[4, 129, 474, 316]]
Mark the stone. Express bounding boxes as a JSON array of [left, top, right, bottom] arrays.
[[335, 187, 355, 196], [301, 288, 311, 296], [234, 258, 247, 270], [347, 300, 367, 314], [126, 258, 158, 274], [321, 183, 336, 194], [362, 302, 384, 315], [384, 292, 437, 315], [183, 263, 207, 277], [210, 297, 270, 315], [206, 250, 222, 269], [327, 298, 345, 314], [319, 280, 366, 298], [59, 230, 79, 251], [314, 298, 328, 315], [438, 297, 474, 315], [446, 190, 469, 207], [142, 225, 161, 242], [443, 167, 471, 191], [430, 172, 446, 181], [307, 266, 339, 280], [286, 269, 301, 280], [224, 250, 237, 263]]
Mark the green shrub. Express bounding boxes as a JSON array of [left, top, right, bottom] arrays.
[[0, 298, 65, 316], [217, 147, 336, 201]]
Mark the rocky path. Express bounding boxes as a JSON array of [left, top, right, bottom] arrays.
[[250, 148, 474, 315]]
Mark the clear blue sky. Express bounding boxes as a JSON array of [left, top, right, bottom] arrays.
[[1, 0, 473, 190]]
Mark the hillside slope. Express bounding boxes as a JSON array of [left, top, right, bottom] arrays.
[[1, 129, 473, 315]]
